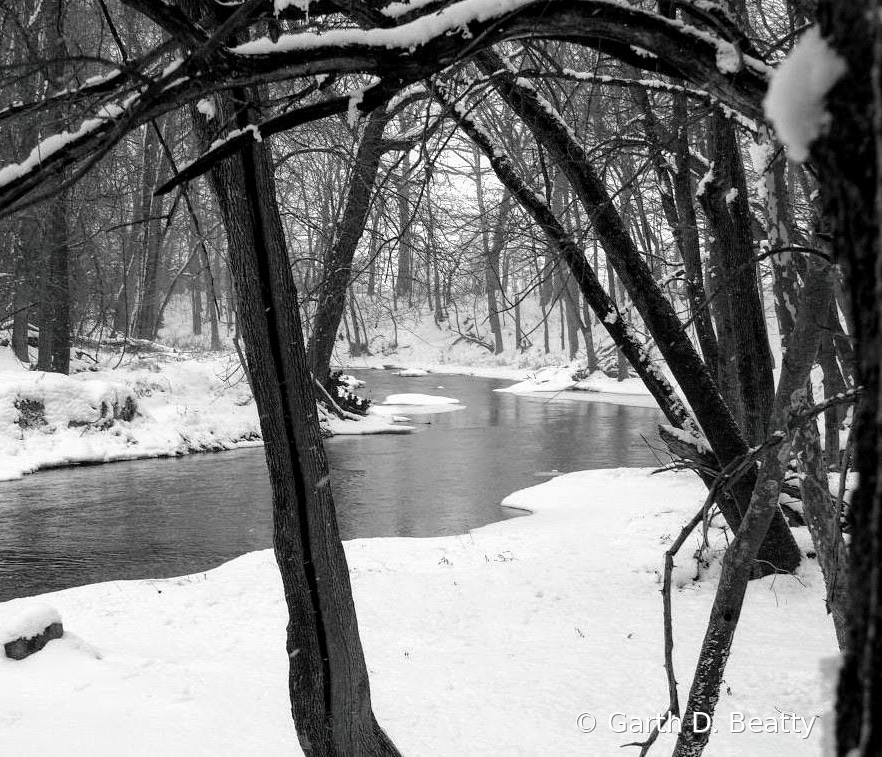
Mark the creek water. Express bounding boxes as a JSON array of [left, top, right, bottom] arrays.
[[0, 371, 664, 600]]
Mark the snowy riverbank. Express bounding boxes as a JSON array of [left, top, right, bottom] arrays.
[[0, 346, 426, 481], [0, 340, 652, 481], [0, 467, 836, 756]]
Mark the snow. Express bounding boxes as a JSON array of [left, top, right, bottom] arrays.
[[0, 371, 137, 430], [231, 0, 535, 56], [0, 468, 837, 755], [764, 27, 847, 163], [338, 374, 366, 388], [572, 370, 652, 397], [330, 416, 415, 434], [696, 163, 715, 197], [395, 368, 429, 377], [195, 98, 216, 120], [658, 423, 713, 455], [716, 41, 741, 73], [0, 346, 405, 481], [347, 88, 365, 127], [496, 365, 576, 394], [0, 103, 124, 189], [382, 393, 460, 405], [274, 0, 311, 12], [0, 604, 61, 645]]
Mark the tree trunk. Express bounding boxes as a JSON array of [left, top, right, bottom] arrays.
[[474, 49, 800, 573], [34, 0, 71, 374], [674, 255, 833, 756], [699, 110, 775, 445], [394, 154, 413, 303], [485, 187, 511, 355], [307, 108, 390, 389], [813, 4, 882, 751], [188, 73, 398, 756]]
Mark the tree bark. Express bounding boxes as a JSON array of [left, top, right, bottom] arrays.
[[812, 4, 882, 752], [699, 110, 775, 445], [473, 54, 799, 571], [674, 255, 833, 756], [184, 40, 397, 754]]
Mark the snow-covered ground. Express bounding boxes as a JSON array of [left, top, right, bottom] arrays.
[[0, 468, 836, 756], [0, 345, 411, 481]]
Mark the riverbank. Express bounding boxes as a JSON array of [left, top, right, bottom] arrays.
[[0, 467, 836, 756], [0, 342, 652, 481]]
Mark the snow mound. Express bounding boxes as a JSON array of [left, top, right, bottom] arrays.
[[0, 371, 137, 432], [495, 366, 575, 394], [764, 26, 847, 162], [0, 603, 61, 645], [572, 370, 651, 396], [382, 393, 459, 406], [396, 368, 429, 377], [337, 374, 366, 389]]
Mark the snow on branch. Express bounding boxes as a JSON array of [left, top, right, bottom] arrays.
[[0, 0, 774, 215], [764, 26, 847, 163]]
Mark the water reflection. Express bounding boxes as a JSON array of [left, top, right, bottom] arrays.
[[0, 372, 663, 600]]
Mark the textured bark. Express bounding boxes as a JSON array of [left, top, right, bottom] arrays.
[[34, 0, 71, 374], [699, 110, 775, 445], [794, 387, 850, 650], [394, 154, 413, 302], [814, 3, 882, 753], [674, 255, 832, 756], [485, 188, 511, 355], [761, 130, 800, 352], [180, 2, 397, 747], [11, 226, 34, 363], [133, 122, 172, 340], [474, 148, 509, 354], [671, 94, 719, 377], [704, 235, 744, 426], [197, 94, 398, 755], [819, 300, 848, 469]]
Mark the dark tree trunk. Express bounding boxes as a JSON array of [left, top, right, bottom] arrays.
[[675, 255, 833, 756], [307, 108, 390, 389], [699, 110, 775, 445], [475, 49, 799, 572], [394, 154, 413, 302], [813, 4, 882, 752], [671, 94, 720, 377], [133, 123, 172, 341], [11, 231, 33, 363], [606, 266, 629, 380], [34, 0, 70, 374], [183, 30, 397, 752], [485, 188, 510, 355], [705, 235, 744, 426]]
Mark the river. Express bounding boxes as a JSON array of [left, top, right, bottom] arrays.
[[0, 371, 664, 600]]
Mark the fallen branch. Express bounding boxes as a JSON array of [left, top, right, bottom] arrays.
[[625, 504, 709, 755], [313, 376, 365, 421]]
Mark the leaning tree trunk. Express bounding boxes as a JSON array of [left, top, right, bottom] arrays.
[[474, 52, 799, 572], [189, 82, 398, 756], [674, 255, 833, 757], [307, 108, 391, 390]]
